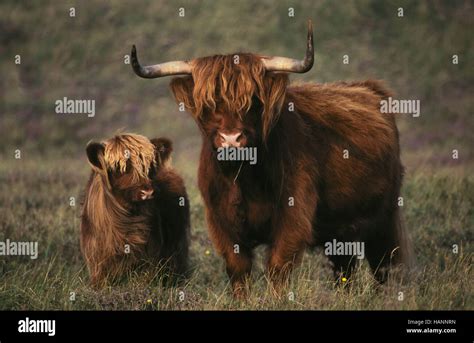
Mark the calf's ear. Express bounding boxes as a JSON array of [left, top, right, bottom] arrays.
[[86, 141, 106, 171], [150, 138, 173, 164]]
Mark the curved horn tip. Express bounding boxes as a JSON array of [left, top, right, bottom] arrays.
[[130, 44, 146, 77], [307, 20, 313, 43]]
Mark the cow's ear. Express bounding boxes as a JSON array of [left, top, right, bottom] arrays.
[[86, 141, 105, 171], [151, 137, 173, 164], [170, 76, 195, 114]]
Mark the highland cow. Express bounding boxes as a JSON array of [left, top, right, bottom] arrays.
[[80, 133, 190, 286], [131, 20, 413, 297]]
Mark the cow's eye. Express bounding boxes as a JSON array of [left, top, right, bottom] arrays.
[[148, 166, 156, 178]]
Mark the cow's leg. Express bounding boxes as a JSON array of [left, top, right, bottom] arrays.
[[206, 210, 252, 299], [365, 219, 398, 283], [321, 226, 361, 283], [365, 208, 410, 283], [222, 247, 253, 299], [267, 190, 315, 293], [267, 232, 307, 293]]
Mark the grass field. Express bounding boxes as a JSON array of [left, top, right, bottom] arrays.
[[0, 157, 472, 310]]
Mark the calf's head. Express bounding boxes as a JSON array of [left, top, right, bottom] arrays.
[[86, 134, 172, 203]]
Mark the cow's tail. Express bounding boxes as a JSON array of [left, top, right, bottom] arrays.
[[392, 207, 415, 271]]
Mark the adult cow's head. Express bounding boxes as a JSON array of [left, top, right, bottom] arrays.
[[131, 20, 314, 148]]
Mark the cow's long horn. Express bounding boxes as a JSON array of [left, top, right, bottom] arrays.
[[261, 20, 314, 73], [130, 45, 192, 78]]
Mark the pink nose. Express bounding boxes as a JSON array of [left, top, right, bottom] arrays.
[[140, 189, 154, 200], [219, 132, 242, 147]]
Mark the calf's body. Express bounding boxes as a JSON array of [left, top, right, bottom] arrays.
[[80, 134, 189, 286]]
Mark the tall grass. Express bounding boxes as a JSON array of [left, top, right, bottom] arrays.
[[0, 159, 471, 310]]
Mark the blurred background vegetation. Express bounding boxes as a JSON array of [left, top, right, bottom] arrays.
[[0, 0, 472, 169]]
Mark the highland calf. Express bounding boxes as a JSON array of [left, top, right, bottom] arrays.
[[80, 133, 190, 286], [132, 20, 413, 297]]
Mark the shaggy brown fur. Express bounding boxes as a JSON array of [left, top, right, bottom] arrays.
[[80, 133, 190, 286], [178, 54, 287, 141], [169, 53, 413, 297]]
